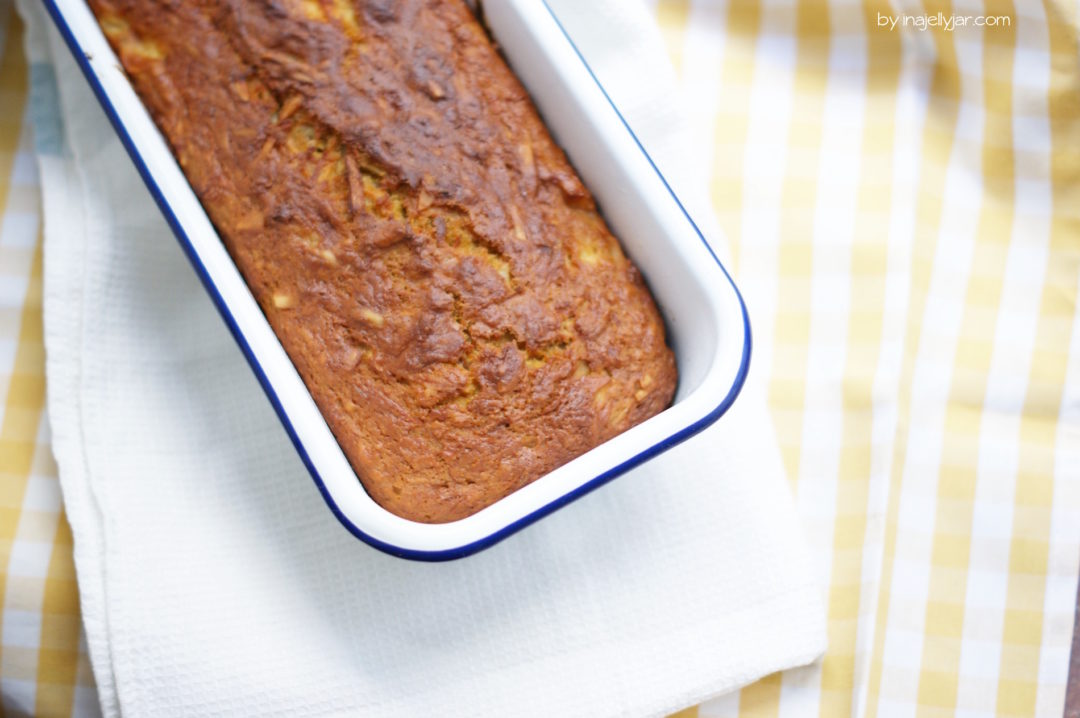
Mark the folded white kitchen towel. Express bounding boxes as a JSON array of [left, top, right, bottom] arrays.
[[20, 0, 826, 715]]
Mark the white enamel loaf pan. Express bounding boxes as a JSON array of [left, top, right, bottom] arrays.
[[44, 0, 751, 560]]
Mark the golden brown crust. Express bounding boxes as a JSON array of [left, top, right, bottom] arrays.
[[90, 0, 677, 522]]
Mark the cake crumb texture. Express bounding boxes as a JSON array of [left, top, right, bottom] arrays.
[[90, 0, 678, 523]]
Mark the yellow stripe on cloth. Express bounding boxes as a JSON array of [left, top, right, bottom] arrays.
[[0, 2, 36, 694], [995, 6, 1080, 717]]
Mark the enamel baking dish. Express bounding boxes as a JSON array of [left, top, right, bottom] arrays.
[[43, 0, 751, 560]]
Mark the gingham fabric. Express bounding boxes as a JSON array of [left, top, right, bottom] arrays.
[[0, 6, 97, 717], [644, 0, 1080, 715], [0, 0, 1077, 716], [0, 8, 97, 716]]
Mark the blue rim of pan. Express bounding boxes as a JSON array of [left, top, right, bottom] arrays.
[[41, 0, 753, 561]]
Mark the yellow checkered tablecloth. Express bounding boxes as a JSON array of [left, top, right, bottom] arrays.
[[0, 0, 1077, 716], [649, 0, 1080, 714], [0, 7, 96, 718]]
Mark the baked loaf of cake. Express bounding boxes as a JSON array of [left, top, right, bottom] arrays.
[[90, 0, 678, 522]]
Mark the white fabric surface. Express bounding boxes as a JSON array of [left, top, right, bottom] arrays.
[[20, 0, 826, 715]]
